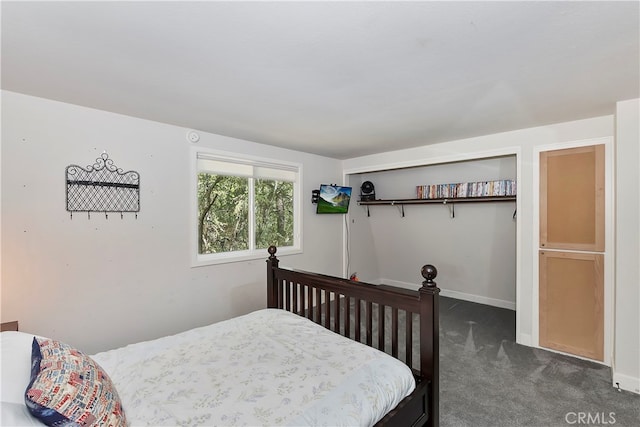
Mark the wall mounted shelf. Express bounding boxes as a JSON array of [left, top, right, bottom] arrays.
[[358, 195, 516, 218], [358, 196, 516, 206]]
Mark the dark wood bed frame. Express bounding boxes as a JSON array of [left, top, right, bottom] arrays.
[[266, 246, 440, 427]]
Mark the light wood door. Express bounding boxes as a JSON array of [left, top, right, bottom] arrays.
[[539, 144, 605, 361], [540, 145, 604, 251], [539, 251, 604, 361]]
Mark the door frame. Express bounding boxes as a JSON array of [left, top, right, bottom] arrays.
[[532, 137, 614, 365]]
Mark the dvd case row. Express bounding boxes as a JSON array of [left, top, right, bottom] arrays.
[[416, 179, 516, 199]]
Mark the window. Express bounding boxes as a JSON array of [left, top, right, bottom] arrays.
[[192, 149, 301, 265]]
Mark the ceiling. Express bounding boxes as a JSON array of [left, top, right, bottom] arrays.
[[2, 1, 639, 159]]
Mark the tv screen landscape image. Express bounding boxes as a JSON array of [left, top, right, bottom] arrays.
[[316, 184, 352, 214]]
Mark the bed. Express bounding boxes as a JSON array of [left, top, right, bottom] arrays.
[[1, 246, 440, 427]]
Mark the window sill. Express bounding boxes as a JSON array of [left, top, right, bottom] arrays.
[[191, 247, 302, 267]]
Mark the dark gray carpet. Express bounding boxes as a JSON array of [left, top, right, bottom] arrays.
[[439, 296, 640, 427]]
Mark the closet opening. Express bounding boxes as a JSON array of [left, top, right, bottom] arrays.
[[344, 155, 518, 344]]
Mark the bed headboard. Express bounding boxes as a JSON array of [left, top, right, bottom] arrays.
[[1, 321, 19, 332], [266, 246, 440, 425]]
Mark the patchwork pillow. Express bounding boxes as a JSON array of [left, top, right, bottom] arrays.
[[24, 337, 127, 427]]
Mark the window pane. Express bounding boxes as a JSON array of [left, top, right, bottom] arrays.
[[254, 179, 294, 249], [197, 173, 248, 254]]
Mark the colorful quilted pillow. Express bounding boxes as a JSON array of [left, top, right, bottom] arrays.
[[24, 337, 127, 427]]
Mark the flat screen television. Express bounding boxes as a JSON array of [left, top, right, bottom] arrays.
[[316, 184, 352, 214]]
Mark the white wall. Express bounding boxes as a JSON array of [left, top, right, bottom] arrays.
[[343, 115, 614, 351], [344, 174, 380, 282], [0, 91, 344, 354], [348, 157, 517, 309], [614, 98, 640, 393], [3, 90, 636, 391]]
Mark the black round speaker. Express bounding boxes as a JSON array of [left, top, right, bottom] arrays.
[[360, 181, 375, 201]]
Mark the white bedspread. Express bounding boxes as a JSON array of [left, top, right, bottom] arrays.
[[92, 309, 415, 427]]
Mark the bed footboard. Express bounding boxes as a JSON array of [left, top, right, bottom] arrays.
[[266, 246, 440, 427]]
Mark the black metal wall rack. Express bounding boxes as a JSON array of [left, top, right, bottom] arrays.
[[65, 152, 140, 219]]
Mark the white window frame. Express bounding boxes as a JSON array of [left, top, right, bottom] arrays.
[[190, 146, 302, 267]]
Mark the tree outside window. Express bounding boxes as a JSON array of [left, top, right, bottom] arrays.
[[254, 179, 294, 249], [197, 174, 249, 254]]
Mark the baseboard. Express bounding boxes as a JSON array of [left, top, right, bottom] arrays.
[[440, 289, 516, 310], [379, 278, 516, 310], [378, 278, 414, 289], [612, 371, 640, 394]]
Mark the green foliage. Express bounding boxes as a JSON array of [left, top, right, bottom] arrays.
[[255, 179, 294, 249], [198, 174, 248, 254], [198, 174, 294, 255]]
